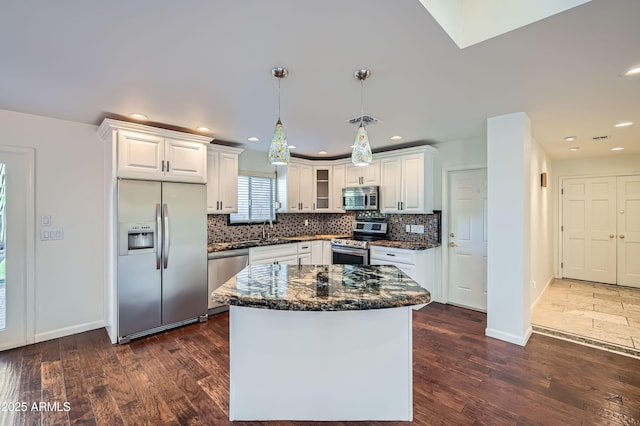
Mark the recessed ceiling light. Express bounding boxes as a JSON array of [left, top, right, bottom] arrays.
[[247, 137, 259, 142], [564, 136, 576, 142], [390, 135, 403, 141], [318, 151, 328, 155], [622, 65, 640, 77], [129, 113, 148, 120], [568, 147, 580, 151], [196, 126, 212, 132], [288, 145, 297, 149], [614, 121, 633, 128], [611, 147, 625, 151]]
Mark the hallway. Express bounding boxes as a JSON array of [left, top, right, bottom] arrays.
[[532, 278, 640, 358]]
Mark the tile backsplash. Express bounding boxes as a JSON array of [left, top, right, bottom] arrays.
[[208, 211, 441, 246]]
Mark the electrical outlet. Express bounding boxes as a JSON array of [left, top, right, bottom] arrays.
[[405, 225, 411, 232], [304, 219, 309, 226], [531, 280, 537, 288]]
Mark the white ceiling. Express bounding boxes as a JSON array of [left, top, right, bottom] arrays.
[[1, 0, 639, 161]]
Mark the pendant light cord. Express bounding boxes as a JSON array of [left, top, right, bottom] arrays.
[[360, 79, 364, 127], [278, 77, 281, 120]]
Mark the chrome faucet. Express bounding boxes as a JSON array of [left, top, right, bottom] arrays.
[[262, 219, 273, 240]]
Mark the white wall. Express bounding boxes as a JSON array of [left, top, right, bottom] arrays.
[[551, 154, 640, 277], [529, 137, 554, 308], [0, 109, 104, 342], [486, 112, 531, 346], [239, 148, 277, 177]]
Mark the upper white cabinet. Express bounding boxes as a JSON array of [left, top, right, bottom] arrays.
[[207, 145, 244, 214], [379, 147, 436, 214], [277, 160, 314, 213], [99, 119, 211, 183], [345, 160, 380, 187], [313, 166, 332, 212], [332, 163, 346, 213]]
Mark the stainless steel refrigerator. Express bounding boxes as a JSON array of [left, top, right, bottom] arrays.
[[117, 179, 207, 343]]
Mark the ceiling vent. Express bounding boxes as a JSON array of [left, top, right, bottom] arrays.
[[592, 135, 609, 141], [347, 115, 380, 126]]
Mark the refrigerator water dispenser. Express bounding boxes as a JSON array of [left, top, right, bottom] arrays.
[[119, 222, 156, 255]]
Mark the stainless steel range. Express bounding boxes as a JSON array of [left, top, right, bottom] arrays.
[[331, 220, 388, 265]]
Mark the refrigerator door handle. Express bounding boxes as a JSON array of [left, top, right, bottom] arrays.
[[163, 203, 170, 269], [155, 203, 162, 269]]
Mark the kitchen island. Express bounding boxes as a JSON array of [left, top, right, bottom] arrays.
[[212, 264, 431, 421]]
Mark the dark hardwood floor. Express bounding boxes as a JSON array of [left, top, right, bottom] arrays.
[[2, 303, 640, 425]]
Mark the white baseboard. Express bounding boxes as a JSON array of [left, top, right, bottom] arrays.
[[485, 325, 532, 347], [531, 275, 555, 309], [35, 320, 105, 343]]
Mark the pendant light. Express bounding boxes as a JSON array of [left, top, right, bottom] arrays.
[[268, 67, 291, 165], [351, 69, 373, 167]]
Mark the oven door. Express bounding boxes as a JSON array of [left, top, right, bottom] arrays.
[[331, 245, 369, 265]]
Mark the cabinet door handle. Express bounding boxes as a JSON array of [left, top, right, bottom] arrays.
[[313, 202, 315, 210], [161, 160, 165, 172], [386, 253, 396, 257], [166, 161, 170, 172], [397, 202, 400, 210], [401, 201, 404, 210]]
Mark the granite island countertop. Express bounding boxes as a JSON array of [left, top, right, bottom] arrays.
[[212, 264, 431, 311], [208, 234, 348, 253], [368, 240, 441, 250]]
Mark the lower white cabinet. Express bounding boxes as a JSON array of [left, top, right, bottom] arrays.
[[323, 240, 333, 265], [298, 242, 313, 265], [311, 240, 324, 264], [369, 246, 434, 294], [249, 243, 298, 265]]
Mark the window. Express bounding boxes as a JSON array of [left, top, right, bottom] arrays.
[[229, 175, 277, 224]]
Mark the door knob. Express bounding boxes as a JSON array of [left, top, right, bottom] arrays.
[[450, 232, 455, 238], [449, 242, 457, 247], [610, 234, 615, 239], [619, 235, 625, 239]]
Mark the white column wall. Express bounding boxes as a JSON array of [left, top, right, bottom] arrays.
[[486, 112, 532, 346], [0, 109, 105, 342]]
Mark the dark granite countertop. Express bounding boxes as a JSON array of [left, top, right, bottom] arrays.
[[208, 234, 349, 253], [212, 264, 431, 311], [368, 240, 441, 250]]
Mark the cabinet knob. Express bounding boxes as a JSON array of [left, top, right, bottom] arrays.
[[449, 242, 457, 247], [619, 234, 625, 239], [450, 232, 455, 238], [610, 234, 615, 239]]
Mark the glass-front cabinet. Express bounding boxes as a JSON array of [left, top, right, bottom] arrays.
[[313, 166, 332, 211]]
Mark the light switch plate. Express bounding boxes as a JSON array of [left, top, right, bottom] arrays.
[[41, 227, 63, 241]]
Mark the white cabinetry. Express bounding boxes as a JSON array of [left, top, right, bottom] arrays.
[[332, 163, 346, 212], [311, 240, 324, 264], [323, 240, 333, 265], [249, 243, 298, 265], [370, 246, 434, 294], [313, 166, 332, 212], [345, 160, 380, 186], [298, 242, 313, 265], [114, 125, 210, 183], [207, 145, 243, 214], [277, 160, 314, 213], [379, 147, 435, 214]]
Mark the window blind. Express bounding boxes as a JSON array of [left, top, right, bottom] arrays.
[[229, 175, 276, 224]]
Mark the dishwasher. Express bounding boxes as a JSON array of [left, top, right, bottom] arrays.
[[208, 248, 249, 312]]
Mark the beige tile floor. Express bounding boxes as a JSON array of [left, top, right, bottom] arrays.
[[531, 278, 640, 358]]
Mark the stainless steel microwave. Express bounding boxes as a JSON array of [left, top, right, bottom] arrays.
[[342, 186, 379, 211]]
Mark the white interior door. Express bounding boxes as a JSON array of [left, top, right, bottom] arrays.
[[447, 169, 487, 311], [562, 177, 617, 284], [0, 147, 35, 351], [617, 175, 640, 287]]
